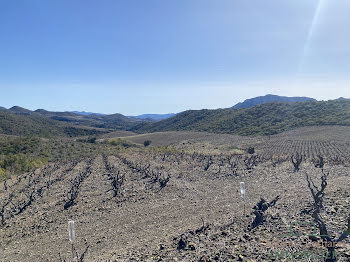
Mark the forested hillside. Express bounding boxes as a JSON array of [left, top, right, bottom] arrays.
[[133, 100, 350, 135], [0, 111, 107, 137]]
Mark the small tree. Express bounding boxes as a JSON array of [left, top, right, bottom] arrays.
[[144, 140, 151, 147]]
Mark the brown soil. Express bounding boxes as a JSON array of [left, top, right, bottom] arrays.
[[1, 126, 350, 261]]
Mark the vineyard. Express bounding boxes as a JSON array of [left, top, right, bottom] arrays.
[[1, 126, 350, 261]]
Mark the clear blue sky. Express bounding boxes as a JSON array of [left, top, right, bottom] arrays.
[[1, 0, 349, 114]]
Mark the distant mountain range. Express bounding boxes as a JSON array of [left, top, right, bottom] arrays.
[[1, 95, 349, 137], [232, 94, 316, 109], [72, 111, 106, 116], [72, 112, 176, 121], [1, 106, 176, 122], [128, 113, 177, 121]]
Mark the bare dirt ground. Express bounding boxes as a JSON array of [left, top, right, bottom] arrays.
[[102, 131, 258, 148], [1, 126, 350, 262]]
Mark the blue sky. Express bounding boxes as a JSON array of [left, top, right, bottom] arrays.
[[0, 0, 349, 114]]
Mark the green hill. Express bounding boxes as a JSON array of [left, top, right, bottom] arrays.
[[33, 109, 138, 130], [0, 107, 140, 135], [0, 111, 107, 137], [8, 106, 34, 115], [132, 100, 350, 136], [85, 113, 138, 129], [2, 100, 350, 137]]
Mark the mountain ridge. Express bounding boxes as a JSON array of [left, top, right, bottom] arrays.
[[72, 111, 106, 116], [133, 100, 350, 136], [1, 96, 350, 137], [232, 94, 316, 109], [0, 110, 107, 137], [128, 113, 177, 121]]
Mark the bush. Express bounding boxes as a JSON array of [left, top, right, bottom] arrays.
[[0, 154, 48, 176], [144, 140, 152, 147], [0, 167, 6, 180], [248, 147, 255, 154], [151, 145, 180, 154], [109, 138, 133, 148], [87, 136, 97, 143]]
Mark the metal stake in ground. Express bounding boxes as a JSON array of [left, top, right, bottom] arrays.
[[68, 220, 76, 261], [240, 182, 246, 216]]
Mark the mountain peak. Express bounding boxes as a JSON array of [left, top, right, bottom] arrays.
[[8, 106, 33, 115], [232, 95, 316, 109], [335, 97, 349, 101]]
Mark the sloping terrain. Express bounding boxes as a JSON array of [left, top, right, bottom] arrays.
[[128, 113, 177, 121], [2, 99, 350, 138], [1, 127, 350, 261], [106, 126, 350, 162], [104, 131, 255, 148], [0, 107, 139, 136], [133, 100, 350, 136], [1, 155, 349, 261], [0, 111, 107, 137]]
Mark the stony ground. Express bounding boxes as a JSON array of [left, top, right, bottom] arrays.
[[1, 127, 350, 262]]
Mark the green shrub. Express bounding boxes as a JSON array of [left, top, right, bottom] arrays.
[[143, 140, 151, 147], [0, 153, 48, 176], [87, 136, 97, 143], [109, 138, 133, 148], [0, 167, 6, 180], [151, 145, 180, 154], [248, 147, 255, 154]]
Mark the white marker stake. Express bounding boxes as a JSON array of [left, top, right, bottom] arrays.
[[68, 221, 75, 243], [68, 220, 76, 261], [240, 182, 246, 216]]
